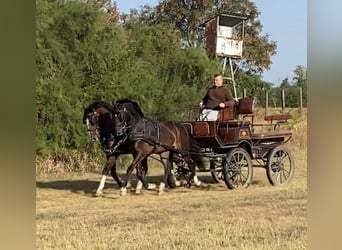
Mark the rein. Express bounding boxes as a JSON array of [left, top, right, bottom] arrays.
[[101, 134, 128, 155], [145, 105, 199, 119]]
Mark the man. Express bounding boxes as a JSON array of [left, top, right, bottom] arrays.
[[198, 73, 236, 121]]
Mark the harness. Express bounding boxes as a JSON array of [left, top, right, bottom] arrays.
[[100, 133, 128, 156], [128, 118, 161, 146]]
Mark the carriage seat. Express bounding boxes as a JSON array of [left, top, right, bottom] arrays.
[[217, 97, 255, 125], [264, 114, 292, 123], [217, 106, 235, 122]]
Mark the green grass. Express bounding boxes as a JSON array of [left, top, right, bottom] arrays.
[[36, 108, 307, 249]]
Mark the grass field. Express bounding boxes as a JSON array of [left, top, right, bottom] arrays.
[[36, 108, 307, 249]]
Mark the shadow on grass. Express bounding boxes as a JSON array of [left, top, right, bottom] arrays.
[[36, 179, 103, 195], [36, 172, 223, 196]]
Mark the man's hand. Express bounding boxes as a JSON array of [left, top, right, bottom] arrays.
[[219, 102, 225, 108]]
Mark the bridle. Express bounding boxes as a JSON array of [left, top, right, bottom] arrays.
[[84, 111, 100, 141], [85, 108, 128, 155], [113, 105, 131, 137]]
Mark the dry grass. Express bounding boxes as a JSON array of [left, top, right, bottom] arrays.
[[36, 108, 307, 249]]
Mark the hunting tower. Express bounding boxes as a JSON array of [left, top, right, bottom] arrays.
[[201, 13, 247, 99]]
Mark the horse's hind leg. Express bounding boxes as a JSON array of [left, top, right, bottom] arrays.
[[187, 157, 201, 187], [158, 152, 171, 195], [96, 155, 118, 196]]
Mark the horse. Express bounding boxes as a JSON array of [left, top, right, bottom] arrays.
[[83, 101, 156, 196], [112, 99, 204, 195]]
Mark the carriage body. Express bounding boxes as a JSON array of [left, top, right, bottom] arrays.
[[178, 97, 295, 189]]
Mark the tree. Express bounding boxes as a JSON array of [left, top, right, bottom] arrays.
[[152, 0, 277, 73], [292, 65, 307, 107]]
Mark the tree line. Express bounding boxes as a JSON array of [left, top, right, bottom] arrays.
[[36, 0, 306, 160]]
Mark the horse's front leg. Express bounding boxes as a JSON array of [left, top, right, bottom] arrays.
[[120, 154, 146, 196], [95, 155, 118, 196], [135, 157, 157, 194]]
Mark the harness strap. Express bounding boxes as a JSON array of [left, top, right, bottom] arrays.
[[102, 134, 128, 155]]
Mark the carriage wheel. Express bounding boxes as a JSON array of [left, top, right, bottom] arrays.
[[222, 148, 253, 190], [266, 145, 294, 186], [210, 160, 223, 183]]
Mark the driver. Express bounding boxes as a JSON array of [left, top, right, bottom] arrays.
[[198, 73, 236, 121]]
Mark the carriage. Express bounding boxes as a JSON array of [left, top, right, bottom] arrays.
[[168, 96, 295, 190], [84, 97, 294, 195]]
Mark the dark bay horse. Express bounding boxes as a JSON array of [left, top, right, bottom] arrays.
[[112, 99, 203, 195], [83, 101, 155, 196]]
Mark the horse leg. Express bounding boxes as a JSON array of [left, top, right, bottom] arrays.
[[158, 151, 171, 195], [96, 155, 118, 196], [120, 153, 146, 196], [135, 159, 148, 194], [187, 157, 201, 187], [109, 155, 124, 188], [135, 157, 155, 194]]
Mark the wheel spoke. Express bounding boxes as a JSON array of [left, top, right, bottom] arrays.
[[223, 149, 252, 189]]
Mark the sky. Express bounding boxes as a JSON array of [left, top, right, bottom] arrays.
[[114, 0, 307, 85]]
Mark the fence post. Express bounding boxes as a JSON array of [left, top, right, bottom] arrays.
[[243, 88, 247, 98], [281, 89, 285, 114], [299, 87, 303, 114], [265, 91, 268, 116]]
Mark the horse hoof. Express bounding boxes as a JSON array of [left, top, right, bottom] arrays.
[[158, 190, 163, 196], [135, 190, 141, 195], [120, 188, 127, 196], [95, 191, 103, 197]]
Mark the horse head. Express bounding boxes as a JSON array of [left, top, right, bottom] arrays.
[[113, 99, 145, 135], [83, 101, 114, 142]]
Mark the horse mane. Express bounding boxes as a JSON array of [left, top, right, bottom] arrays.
[[115, 99, 145, 118], [85, 101, 113, 112]]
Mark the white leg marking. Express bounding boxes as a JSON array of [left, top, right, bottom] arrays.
[[158, 182, 166, 195], [147, 183, 157, 190], [96, 175, 106, 196], [193, 175, 202, 186], [136, 180, 143, 194], [175, 180, 181, 187], [120, 187, 127, 196]]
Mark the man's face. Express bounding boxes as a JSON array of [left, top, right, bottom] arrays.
[[214, 75, 223, 87]]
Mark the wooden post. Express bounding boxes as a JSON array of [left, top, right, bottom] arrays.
[[265, 91, 268, 116], [299, 87, 303, 114], [281, 89, 285, 114], [243, 88, 247, 98]]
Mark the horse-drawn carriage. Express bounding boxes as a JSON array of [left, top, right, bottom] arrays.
[[83, 97, 294, 195], [174, 97, 294, 190]]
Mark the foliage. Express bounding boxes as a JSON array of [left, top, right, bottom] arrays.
[[36, 0, 218, 159], [36, 0, 306, 169]]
